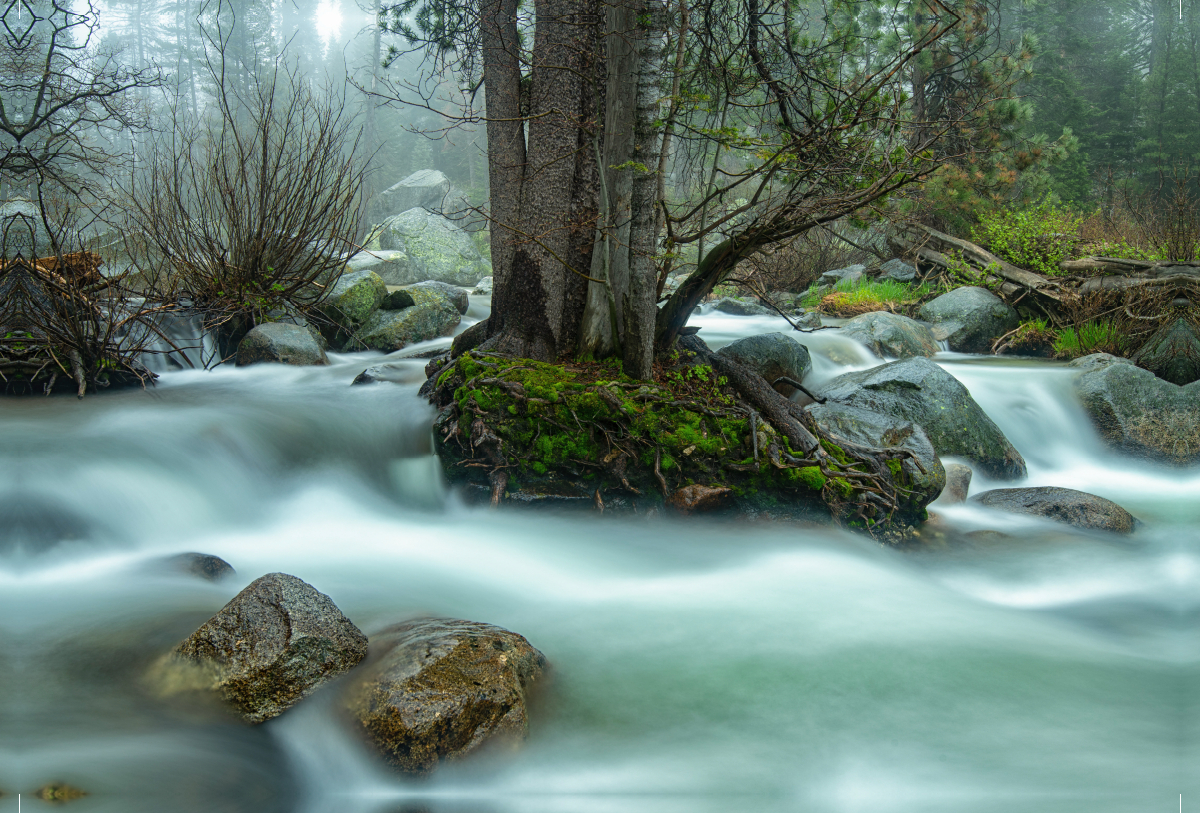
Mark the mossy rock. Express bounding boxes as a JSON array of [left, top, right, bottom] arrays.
[[321, 270, 387, 328], [428, 352, 939, 527]]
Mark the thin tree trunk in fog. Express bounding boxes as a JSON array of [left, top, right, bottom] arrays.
[[623, 0, 667, 380]]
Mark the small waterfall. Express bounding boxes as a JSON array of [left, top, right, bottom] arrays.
[[134, 311, 215, 372]]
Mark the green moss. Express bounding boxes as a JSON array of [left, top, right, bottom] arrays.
[[435, 351, 925, 526]]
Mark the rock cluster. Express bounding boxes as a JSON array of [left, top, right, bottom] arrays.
[[154, 572, 547, 777]]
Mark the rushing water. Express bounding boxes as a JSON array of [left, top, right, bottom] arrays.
[[0, 299, 1194, 813]]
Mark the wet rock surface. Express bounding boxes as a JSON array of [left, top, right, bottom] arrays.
[[710, 297, 775, 316], [403, 280, 470, 315], [716, 332, 812, 395], [666, 484, 734, 514], [839, 311, 939, 359], [348, 295, 460, 352], [918, 286, 1019, 353], [1130, 317, 1200, 386], [159, 573, 368, 723], [322, 270, 388, 327], [971, 487, 1137, 534], [343, 617, 546, 775], [816, 357, 1027, 480], [806, 401, 947, 509], [162, 553, 236, 581], [1071, 353, 1200, 465], [235, 323, 329, 367], [941, 463, 973, 504]]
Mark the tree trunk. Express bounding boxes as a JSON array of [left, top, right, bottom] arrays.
[[623, 0, 667, 380], [484, 0, 600, 360]]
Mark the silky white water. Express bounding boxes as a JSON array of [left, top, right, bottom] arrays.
[[0, 303, 1193, 812]]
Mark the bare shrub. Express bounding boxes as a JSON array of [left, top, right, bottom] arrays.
[[1084, 166, 1200, 261], [128, 53, 368, 362], [734, 225, 876, 295]]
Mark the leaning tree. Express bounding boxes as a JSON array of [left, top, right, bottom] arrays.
[[381, 0, 1024, 526]]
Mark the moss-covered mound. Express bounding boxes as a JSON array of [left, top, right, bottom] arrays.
[[428, 350, 937, 527]]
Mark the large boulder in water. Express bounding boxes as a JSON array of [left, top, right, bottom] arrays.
[[236, 323, 329, 367], [971, 487, 1137, 534], [373, 208, 490, 287], [716, 332, 811, 395], [807, 401, 946, 512], [343, 617, 546, 775], [322, 270, 387, 327], [347, 290, 460, 352], [918, 286, 1018, 353], [404, 280, 470, 315], [1070, 352, 1200, 465], [815, 357, 1026, 480], [156, 573, 368, 723], [839, 311, 939, 359], [710, 296, 774, 316]]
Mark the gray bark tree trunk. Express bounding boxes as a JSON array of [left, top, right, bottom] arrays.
[[483, 0, 600, 361]]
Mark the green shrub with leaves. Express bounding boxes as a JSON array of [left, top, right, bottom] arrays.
[[972, 200, 1083, 276]]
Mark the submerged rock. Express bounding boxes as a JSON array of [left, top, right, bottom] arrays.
[[839, 311, 939, 359], [163, 552, 236, 581], [35, 784, 87, 802], [816, 357, 1026, 480], [235, 323, 329, 367], [918, 286, 1018, 353], [971, 487, 1137, 534], [1071, 352, 1200, 465], [157, 573, 368, 723], [343, 617, 546, 775], [716, 332, 811, 395], [940, 463, 973, 504]]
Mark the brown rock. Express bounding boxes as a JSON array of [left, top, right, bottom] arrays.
[[666, 484, 733, 514], [35, 783, 87, 803], [344, 618, 546, 775], [157, 573, 368, 723]]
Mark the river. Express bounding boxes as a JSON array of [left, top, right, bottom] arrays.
[[0, 298, 1193, 812]]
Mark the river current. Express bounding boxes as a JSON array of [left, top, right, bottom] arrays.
[[0, 298, 1194, 812]]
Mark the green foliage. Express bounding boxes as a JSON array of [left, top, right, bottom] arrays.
[[971, 200, 1083, 276], [1052, 321, 1127, 359], [800, 277, 931, 311], [942, 251, 1004, 292]]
